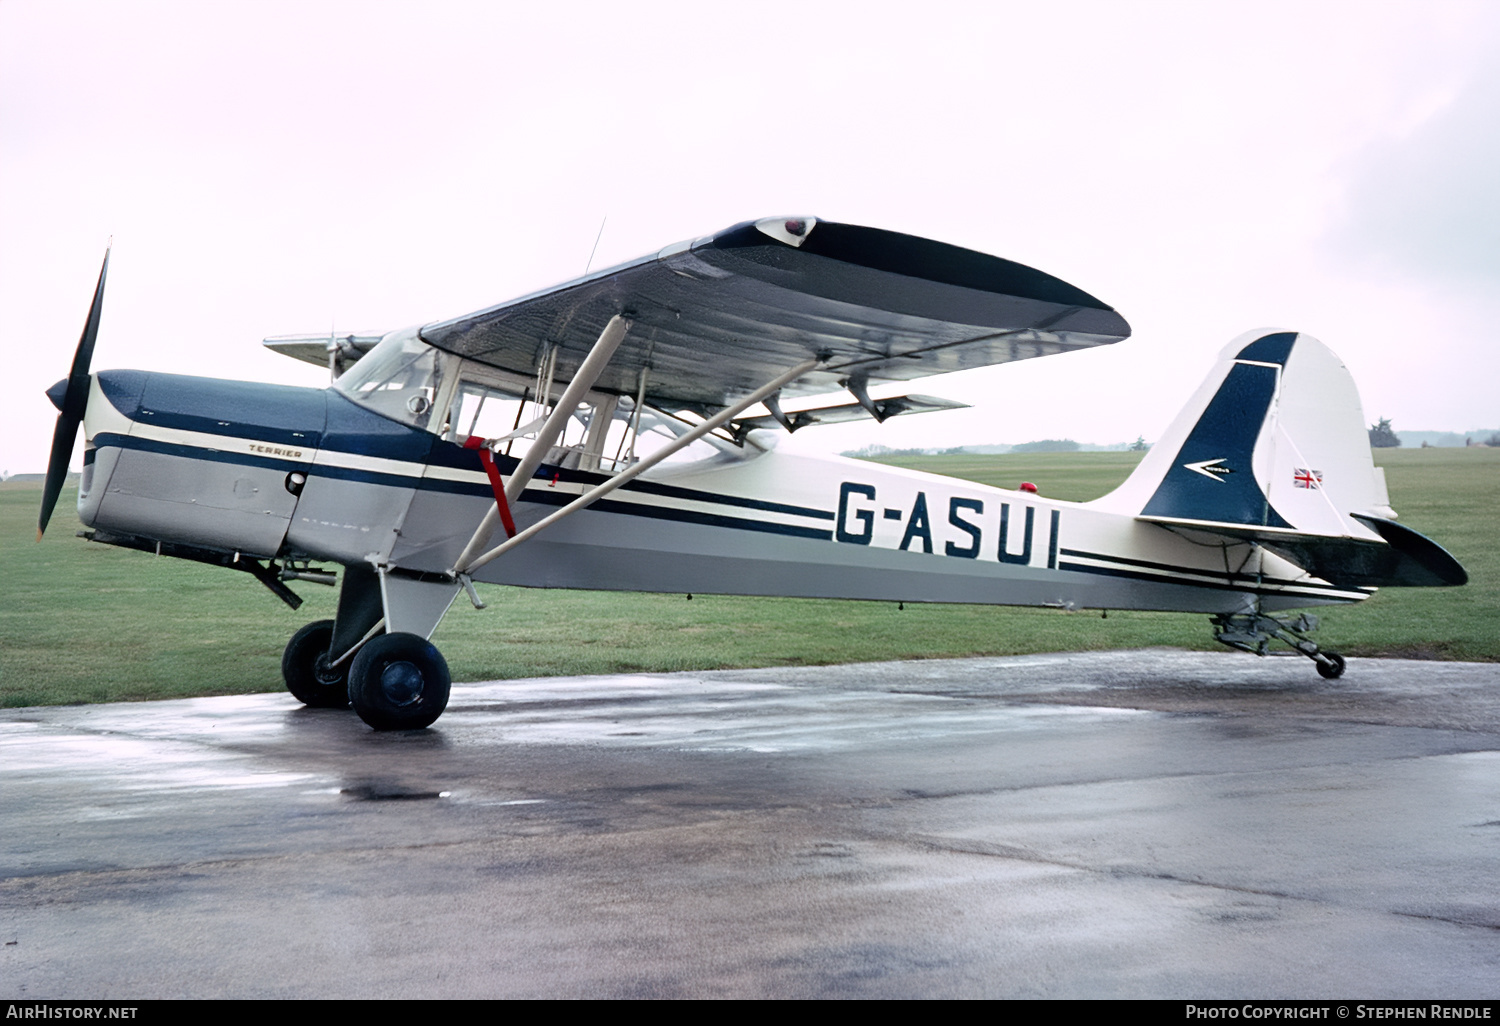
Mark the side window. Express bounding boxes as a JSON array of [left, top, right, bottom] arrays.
[[443, 366, 735, 473], [446, 383, 529, 445]]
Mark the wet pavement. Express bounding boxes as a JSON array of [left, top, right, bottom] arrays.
[[2, 649, 1498, 998]]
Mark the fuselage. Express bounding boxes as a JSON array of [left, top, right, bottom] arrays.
[[76, 366, 1369, 616]]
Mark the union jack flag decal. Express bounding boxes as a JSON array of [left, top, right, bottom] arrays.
[[1293, 468, 1322, 489]]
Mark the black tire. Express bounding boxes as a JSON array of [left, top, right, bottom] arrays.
[[282, 620, 350, 708], [347, 632, 451, 731], [1315, 652, 1347, 680]]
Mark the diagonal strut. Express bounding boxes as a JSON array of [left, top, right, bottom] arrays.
[[450, 314, 631, 573], [457, 358, 820, 576]]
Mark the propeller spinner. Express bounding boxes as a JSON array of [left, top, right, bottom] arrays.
[[38, 247, 110, 541]]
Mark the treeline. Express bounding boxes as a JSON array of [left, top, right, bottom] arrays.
[[843, 439, 1147, 458]]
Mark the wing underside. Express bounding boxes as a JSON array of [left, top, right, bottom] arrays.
[[419, 218, 1131, 410], [262, 333, 383, 371]]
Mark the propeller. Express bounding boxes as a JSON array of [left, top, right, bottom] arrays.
[[38, 246, 110, 541]]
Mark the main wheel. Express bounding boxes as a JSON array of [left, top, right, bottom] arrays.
[[282, 620, 349, 708], [1315, 652, 1347, 680], [347, 632, 451, 731]]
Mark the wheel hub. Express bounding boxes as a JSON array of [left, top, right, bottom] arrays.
[[378, 660, 425, 706], [313, 654, 343, 688]]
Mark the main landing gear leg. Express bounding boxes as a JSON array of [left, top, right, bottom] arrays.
[[280, 565, 460, 728], [345, 567, 459, 730], [1210, 611, 1346, 679], [282, 563, 383, 710]]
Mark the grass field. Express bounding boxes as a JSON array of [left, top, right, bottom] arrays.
[[1, 446, 1494, 708]]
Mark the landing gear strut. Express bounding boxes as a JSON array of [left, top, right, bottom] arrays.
[[281, 620, 453, 729], [1211, 611, 1346, 679], [282, 564, 461, 729]]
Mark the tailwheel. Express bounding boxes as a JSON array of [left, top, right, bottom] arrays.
[[347, 632, 451, 731], [1211, 611, 1349, 681], [1315, 653, 1347, 680], [282, 619, 349, 708]]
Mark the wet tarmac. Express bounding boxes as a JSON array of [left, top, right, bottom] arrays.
[[2, 649, 1498, 999]]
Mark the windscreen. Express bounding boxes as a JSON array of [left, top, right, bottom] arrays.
[[333, 328, 448, 430]]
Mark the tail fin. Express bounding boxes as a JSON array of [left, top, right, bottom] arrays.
[[1093, 329, 1465, 588]]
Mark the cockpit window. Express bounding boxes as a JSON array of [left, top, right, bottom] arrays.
[[333, 329, 448, 430]]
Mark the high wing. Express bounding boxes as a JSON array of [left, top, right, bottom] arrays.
[[419, 217, 1130, 411]]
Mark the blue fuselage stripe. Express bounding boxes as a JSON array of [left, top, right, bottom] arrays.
[[92, 432, 307, 475], [1059, 546, 1351, 593], [498, 454, 837, 520], [620, 478, 836, 520], [92, 430, 835, 538], [523, 490, 835, 540]]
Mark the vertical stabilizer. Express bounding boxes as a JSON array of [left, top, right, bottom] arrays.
[[1091, 330, 1392, 539]]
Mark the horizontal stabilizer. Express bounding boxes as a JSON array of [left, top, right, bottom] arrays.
[[732, 393, 967, 434], [1348, 514, 1468, 587], [1138, 514, 1467, 588]]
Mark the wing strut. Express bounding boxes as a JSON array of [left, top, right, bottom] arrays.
[[450, 314, 631, 572], [454, 357, 820, 576]]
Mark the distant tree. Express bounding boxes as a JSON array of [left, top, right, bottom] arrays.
[[1487, 433, 1500, 448], [1011, 439, 1080, 454], [1368, 418, 1401, 448], [846, 446, 932, 458], [1129, 436, 1148, 452]]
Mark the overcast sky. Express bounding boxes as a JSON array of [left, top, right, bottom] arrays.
[[4, 0, 1498, 475]]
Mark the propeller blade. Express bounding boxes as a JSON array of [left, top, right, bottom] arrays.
[[38, 247, 110, 541]]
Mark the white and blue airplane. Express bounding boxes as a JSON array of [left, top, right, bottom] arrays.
[[38, 217, 1467, 730]]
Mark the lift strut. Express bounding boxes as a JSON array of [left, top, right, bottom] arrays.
[[456, 357, 820, 576]]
